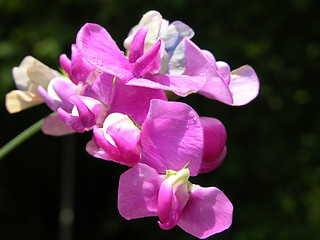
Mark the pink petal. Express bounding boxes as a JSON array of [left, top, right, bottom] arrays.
[[59, 54, 71, 79], [70, 44, 95, 84], [76, 23, 134, 81], [178, 185, 233, 239], [52, 79, 79, 112], [118, 163, 163, 219], [86, 137, 113, 161], [158, 179, 189, 230], [106, 116, 141, 166], [37, 85, 61, 111], [84, 73, 114, 106], [157, 177, 174, 225], [128, 26, 148, 63], [41, 114, 75, 136], [183, 39, 234, 104], [199, 117, 227, 173], [92, 126, 122, 163], [108, 77, 167, 126], [57, 108, 86, 133], [134, 39, 162, 77], [228, 65, 260, 106], [68, 96, 96, 128], [126, 73, 206, 97], [139, 99, 203, 176]]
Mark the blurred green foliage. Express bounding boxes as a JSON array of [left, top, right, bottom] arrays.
[[0, 0, 319, 239]]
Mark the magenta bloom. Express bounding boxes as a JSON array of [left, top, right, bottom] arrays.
[[118, 163, 233, 239], [180, 38, 260, 106], [76, 23, 206, 96], [87, 99, 204, 175]]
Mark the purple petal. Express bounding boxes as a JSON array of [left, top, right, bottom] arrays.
[[199, 117, 227, 173], [41, 114, 75, 136], [118, 163, 163, 219], [178, 185, 233, 239], [139, 99, 203, 176], [129, 27, 148, 63], [126, 73, 206, 97], [228, 65, 260, 106], [108, 77, 167, 126], [76, 23, 134, 81]]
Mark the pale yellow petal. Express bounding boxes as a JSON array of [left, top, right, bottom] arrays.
[[5, 89, 43, 114]]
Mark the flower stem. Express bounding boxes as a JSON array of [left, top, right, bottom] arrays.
[[0, 117, 44, 160]]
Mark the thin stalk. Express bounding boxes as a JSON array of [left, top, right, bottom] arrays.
[[0, 117, 44, 160]]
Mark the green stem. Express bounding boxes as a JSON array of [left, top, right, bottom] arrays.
[[0, 117, 44, 160]]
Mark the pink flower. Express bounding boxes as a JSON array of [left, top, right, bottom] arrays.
[[118, 163, 233, 239], [87, 99, 204, 175], [76, 23, 206, 97]]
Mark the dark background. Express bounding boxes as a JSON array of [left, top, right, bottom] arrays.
[[0, 0, 319, 239]]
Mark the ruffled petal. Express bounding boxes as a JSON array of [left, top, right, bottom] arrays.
[[76, 23, 134, 81], [183, 39, 234, 104], [228, 65, 260, 106], [118, 163, 163, 219], [139, 99, 203, 176], [5, 87, 43, 114], [178, 185, 233, 239]]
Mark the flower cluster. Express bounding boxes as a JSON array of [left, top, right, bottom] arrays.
[[6, 11, 259, 238]]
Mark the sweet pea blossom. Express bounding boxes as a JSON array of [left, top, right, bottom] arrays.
[[76, 23, 205, 97], [87, 99, 204, 176], [5, 56, 62, 113], [118, 163, 233, 239]]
